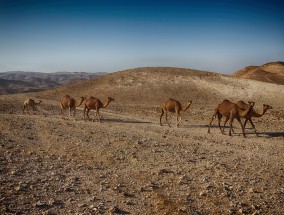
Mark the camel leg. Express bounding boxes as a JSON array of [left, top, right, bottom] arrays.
[[23, 105, 26, 114], [68, 107, 71, 117], [245, 118, 257, 136], [160, 109, 164, 126], [228, 117, 234, 136], [83, 105, 86, 120], [218, 115, 225, 134], [84, 106, 91, 121], [165, 112, 171, 127], [224, 117, 236, 134], [83, 105, 88, 121], [237, 117, 246, 137], [86, 108, 91, 121], [250, 119, 257, 136], [73, 108, 76, 118], [176, 113, 182, 127], [61, 108, 65, 119], [222, 117, 230, 133], [208, 114, 215, 133], [96, 110, 101, 122]]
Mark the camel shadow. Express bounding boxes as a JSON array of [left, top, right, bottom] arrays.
[[183, 124, 212, 129], [99, 117, 152, 124], [257, 131, 284, 138]]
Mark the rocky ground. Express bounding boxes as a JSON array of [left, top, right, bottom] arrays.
[[0, 95, 283, 215]]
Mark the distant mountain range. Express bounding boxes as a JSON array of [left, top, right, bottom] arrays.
[[0, 71, 106, 95], [232, 61, 284, 85]]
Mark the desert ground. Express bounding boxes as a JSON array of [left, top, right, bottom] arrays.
[[0, 67, 283, 214]]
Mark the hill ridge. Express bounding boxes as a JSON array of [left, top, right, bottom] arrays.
[[232, 61, 284, 84]]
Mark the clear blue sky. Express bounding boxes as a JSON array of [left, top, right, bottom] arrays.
[[0, 0, 283, 74]]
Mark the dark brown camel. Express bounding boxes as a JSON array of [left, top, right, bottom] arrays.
[[208, 99, 254, 137], [60, 95, 85, 117]]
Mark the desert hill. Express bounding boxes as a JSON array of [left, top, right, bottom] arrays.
[[232, 61, 284, 85], [0, 67, 283, 214], [37, 67, 284, 108]]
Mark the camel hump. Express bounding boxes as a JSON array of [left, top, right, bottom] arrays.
[[223, 99, 231, 103]]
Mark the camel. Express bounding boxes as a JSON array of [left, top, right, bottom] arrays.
[[83, 96, 114, 122], [23, 99, 42, 114], [60, 95, 85, 117], [160, 99, 192, 127], [208, 99, 254, 137], [222, 100, 254, 132], [236, 101, 272, 135]]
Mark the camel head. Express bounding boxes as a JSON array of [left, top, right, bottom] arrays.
[[248, 101, 255, 107], [38, 100, 42, 104], [108, 97, 115, 102], [263, 104, 272, 110]]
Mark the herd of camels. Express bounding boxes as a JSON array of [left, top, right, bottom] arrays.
[[22, 95, 272, 137]]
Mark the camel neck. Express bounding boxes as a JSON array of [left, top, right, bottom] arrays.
[[238, 105, 252, 117], [182, 103, 191, 112], [103, 100, 111, 108], [76, 98, 84, 107], [254, 107, 267, 117]]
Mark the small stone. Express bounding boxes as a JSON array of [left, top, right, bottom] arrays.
[[34, 201, 49, 208], [109, 206, 124, 214], [248, 188, 254, 193], [199, 191, 207, 196], [78, 203, 87, 208]]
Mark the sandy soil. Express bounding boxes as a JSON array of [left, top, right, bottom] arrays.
[[0, 68, 283, 215]]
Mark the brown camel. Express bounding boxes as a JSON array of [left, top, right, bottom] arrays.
[[208, 99, 254, 137], [237, 101, 272, 135], [83, 96, 114, 122], [23, 99, 42, 114], [160, 99, 192, 127], [60, 95, 85, 117], [222, 100, 255, 133]]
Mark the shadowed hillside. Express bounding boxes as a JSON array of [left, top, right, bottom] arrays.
[[232, 61, 284, 85]]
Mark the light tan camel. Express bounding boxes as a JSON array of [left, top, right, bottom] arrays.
[[23, 99, 42, 114], [60, 95, 85, 117], [160, 99, 192, 127], [83, 96, 114, 122], [237, 101, 272, 135], [208, 99, 254, 137]]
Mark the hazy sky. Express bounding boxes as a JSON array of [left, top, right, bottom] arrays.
[[0, 0, 284, 74]]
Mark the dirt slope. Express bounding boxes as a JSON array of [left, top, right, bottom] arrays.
[[1, 67, 284, 214], [232, 62, 284, 85]]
